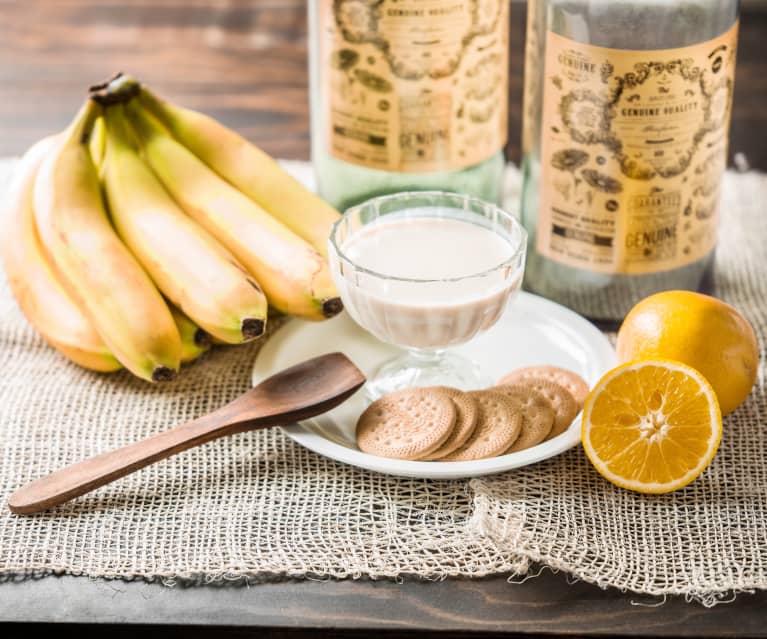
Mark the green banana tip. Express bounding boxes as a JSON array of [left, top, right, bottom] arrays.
[[89, 72, 141, 106]]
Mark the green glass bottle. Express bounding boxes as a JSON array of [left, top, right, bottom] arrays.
[[520, 0, 739, 325], [309, 0, 510, 212]]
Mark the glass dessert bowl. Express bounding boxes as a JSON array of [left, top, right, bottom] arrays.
[[329, 191, 527, 399]]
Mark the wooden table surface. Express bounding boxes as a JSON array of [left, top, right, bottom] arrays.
[[2, 1, 767, 637], [2, 0, 766, 169]]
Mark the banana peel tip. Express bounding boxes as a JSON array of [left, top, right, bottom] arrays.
[[322, 298, 344, 319], [151, 366, 178, 383], [242, 318, 266, 340]]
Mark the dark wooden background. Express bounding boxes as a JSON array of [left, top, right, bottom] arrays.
[[1, 0, 765, 170]]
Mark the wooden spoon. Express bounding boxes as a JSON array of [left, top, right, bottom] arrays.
[[8, 352, 365, 515]]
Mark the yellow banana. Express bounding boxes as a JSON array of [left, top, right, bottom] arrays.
[[137, 81, 340, 257], [124, 100, 342, 321], [1, 135, 120, 372], [170, 306, 211, 363], [101, 104, 268, 343], [34, 99, 181, 382]]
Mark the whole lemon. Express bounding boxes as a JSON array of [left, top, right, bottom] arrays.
[[616, 290, 759, 416]]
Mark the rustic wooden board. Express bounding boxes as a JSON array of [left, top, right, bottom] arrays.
[[1, 571, 767, 636], [0, 1, 764, 169]]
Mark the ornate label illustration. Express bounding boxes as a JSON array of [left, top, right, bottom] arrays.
[[536, 23, 737, 275], [320, 0, 509, 173]]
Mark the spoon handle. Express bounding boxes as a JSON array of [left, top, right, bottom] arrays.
[[7, 410, 250, 515], [8, 352, 366, 515]]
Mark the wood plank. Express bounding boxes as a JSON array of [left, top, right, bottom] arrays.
[[0, 0, 311, 159], [1, 572, 767, 636], [0, 1, 764, 169]]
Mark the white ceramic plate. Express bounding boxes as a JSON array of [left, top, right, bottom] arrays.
[[252, 291, 615, 479]]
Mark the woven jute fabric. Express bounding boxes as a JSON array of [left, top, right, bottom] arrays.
[[0, 159, 765, 604]]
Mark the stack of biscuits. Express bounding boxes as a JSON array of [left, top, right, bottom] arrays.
[[356, 366, 590, 462]]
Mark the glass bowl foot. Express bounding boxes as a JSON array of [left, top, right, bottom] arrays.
[[364, 349, 491, 401]]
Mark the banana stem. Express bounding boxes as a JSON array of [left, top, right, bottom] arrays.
[[136, 86, 171, 126], [102, 103, 140, 152], [67, 99, 102, 149], [89, 117, 106, 169], [123, 99, 169, 142]]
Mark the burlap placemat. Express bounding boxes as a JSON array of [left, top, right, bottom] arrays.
[[0, 160, 765, 605]]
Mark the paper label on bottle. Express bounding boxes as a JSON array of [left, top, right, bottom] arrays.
[[319, 0, 509, 173], [536, 22, 738, 275]]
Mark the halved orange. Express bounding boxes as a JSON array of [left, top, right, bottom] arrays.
[[582, 360, 722, 494]]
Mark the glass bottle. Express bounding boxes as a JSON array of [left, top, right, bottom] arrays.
[[520, 0, 739, 325], [309, 0, 510, 212]]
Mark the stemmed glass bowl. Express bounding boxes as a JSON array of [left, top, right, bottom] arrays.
[[328, 191, 527, 400]]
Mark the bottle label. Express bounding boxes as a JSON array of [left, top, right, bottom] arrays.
[[319, 0, 509, 173], [536, 23, 737, 275]]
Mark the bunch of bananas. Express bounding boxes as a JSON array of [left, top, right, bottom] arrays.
[[1, 74, 342, 382]]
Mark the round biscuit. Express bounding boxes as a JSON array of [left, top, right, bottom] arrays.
[[421, 387, 479, 460], [493, 385, 555, 452], [356, 388, 456, 460], [440, 391, 521, 461], [501, 379, 578, 439], [498, 365, 590, 407]]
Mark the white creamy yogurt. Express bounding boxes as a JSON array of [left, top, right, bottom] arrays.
[[332, 211, 523, 348]]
